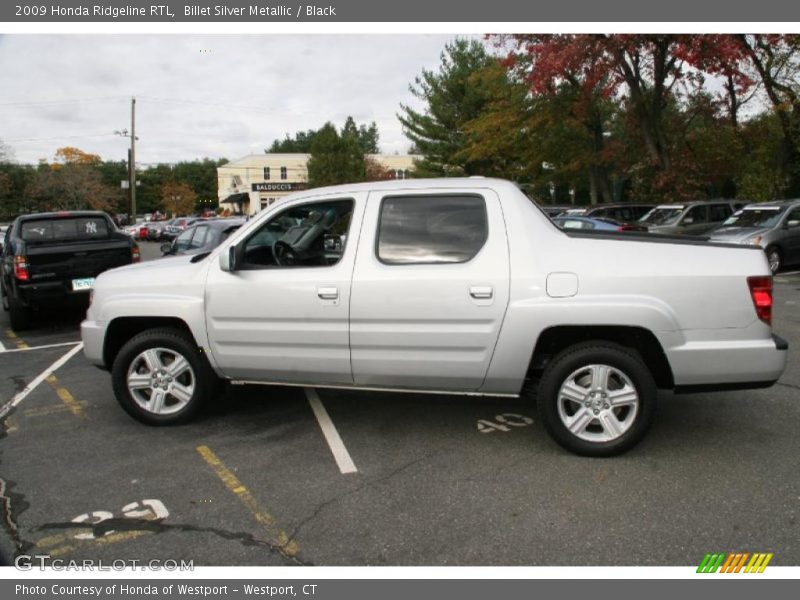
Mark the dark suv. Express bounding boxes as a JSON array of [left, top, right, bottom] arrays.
[[1, 211, 139, 330]]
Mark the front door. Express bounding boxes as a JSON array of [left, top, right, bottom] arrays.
[[204, 193, 365, 384], [349, 189, 510, 391]]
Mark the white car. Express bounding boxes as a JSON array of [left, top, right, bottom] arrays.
[[81, 178, 788, 456]]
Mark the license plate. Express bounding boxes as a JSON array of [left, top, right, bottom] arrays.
[[71, 277, 95, 291]]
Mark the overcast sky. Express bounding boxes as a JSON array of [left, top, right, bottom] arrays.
[[0, 34, 466, 165]]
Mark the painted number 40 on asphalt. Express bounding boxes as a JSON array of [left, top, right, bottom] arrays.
[[477, 413, 534, 433]]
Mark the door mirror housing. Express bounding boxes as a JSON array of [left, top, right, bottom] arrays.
[[220, 244, 239, 272], [160, 242, 173, 255]]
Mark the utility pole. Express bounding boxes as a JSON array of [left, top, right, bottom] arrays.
[[130, 97, 136, 218]]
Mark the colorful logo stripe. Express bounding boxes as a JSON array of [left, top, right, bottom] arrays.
[[697, 552, 773, 573]]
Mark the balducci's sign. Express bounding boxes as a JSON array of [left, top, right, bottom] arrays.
[[251, 182, 306, 192]]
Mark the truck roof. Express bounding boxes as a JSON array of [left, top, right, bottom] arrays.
[[16, 210, 111, 222], [294, 177, 524, 197]]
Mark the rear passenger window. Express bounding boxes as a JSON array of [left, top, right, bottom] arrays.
[[377, 195, 488, 265]]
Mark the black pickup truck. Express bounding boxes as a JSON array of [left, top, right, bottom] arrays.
[[1, 211, 139, 330]]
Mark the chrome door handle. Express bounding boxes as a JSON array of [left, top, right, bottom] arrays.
[[470, 286, 493, 299], [317, 287, 339, 300]]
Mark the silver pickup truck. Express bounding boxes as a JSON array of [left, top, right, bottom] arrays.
[[81, 178, 788, 456]]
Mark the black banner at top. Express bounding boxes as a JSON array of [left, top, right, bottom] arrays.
[[3, 0, 800, 22]]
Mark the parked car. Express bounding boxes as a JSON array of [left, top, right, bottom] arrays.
[[161, 218, 246, 257], [709, 200, 800, 273], [538, 205, 572, 218], [81, 178, 786, 457], [146, 220, 170, 241], [162, 217, 204, 240], [639, 200, 743, 235], [553, 216, 628, 231], [554, 215, 648, 233], [562, 203, 654, 223], [2, 211, 139, 330]]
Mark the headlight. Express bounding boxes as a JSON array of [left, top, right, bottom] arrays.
[[745, 234, 762, 246]]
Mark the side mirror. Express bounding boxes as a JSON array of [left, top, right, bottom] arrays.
[[220, 244, 238, 272], [160, 242, 173, 255]]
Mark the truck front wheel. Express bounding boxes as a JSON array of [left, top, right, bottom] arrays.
[[537, 342, 657, 456], [111, 328, 217, 425]]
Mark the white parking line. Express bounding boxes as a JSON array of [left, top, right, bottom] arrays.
[[305, 387, 358, 474], [0, 341, 82, 354], [0, 343, 84, 420]]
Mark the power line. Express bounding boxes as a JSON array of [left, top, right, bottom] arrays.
[[0, 96, 130, 108], [3, 133, 118, 143]]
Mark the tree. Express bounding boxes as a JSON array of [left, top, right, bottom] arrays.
[[488, 44, 619, 203], [364, 156, 393, 181], [0, 138, 14, 164], [307, 122, 366, 187], [161, 181, 197, 216], [501, 34, 752, 200], [268, 117, 380, 154], [341, 116, 380, 154], [24, 147, 119, 212], [735, 35, 800, 196], [398, 39, 497, 176], [53, 146, 102, 166]]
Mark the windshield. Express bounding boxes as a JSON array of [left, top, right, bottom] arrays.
[[639, 206, 683, 225], [721, 207, 784, 228]]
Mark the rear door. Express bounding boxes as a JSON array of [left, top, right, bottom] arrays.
[[349, 189, 510, 391]]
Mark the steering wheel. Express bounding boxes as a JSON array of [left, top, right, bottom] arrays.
[[272, 240, 298, 266]]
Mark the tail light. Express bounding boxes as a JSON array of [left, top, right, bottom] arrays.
[[132, 244, 141, 263], [13, 255, 29, 281], [747, 276, 773, 326]]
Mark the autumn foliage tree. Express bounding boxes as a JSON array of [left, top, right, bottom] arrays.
[[161, 181, 197, 216], [25, 146, 120, 212]]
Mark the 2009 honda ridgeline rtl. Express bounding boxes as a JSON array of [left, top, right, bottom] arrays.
[[81, 178, 788, 456]]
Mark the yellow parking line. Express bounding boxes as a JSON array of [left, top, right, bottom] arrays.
[[45, 374, 85, 418], [5, 329, 28, 350], [24, 402, 88, 418], [196, 444, 298, 558], [36, 530, 153, 557]]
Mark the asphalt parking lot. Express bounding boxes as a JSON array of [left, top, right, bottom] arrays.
[[0, 242, 798, 566]]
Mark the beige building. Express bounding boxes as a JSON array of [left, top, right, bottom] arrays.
[[217, 153, 420, 215]]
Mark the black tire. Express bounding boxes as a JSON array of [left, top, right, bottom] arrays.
[[111, 327, 218, 425], [0, 281, 8, 312], [765, 246, 782, 274], [537, 342, 657, 457], [7, 293, 31, 331]]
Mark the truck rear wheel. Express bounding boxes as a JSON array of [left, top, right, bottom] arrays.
[[111, 328, 217, 425], [7, 293, 31, 331], [537, 342, 657, 456]]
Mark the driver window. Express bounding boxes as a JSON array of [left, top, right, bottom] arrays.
[[242, 199, 354, 269]]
